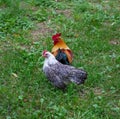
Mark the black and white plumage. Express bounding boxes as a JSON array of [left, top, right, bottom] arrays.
[[42, 50, 87, 89]]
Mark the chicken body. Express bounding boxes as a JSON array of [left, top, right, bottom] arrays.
[[51, 33, 73, 65], [42, 51, 87, 90]]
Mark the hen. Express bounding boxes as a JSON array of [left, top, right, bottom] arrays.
[[51, 33, 73, 65], [42, 50, 87, 90]]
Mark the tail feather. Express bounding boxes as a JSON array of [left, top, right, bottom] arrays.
[[55, 49, 69, 65], [69, 70, 87, 85]]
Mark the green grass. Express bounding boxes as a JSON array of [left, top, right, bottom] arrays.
[[0, 0, 120, 118]]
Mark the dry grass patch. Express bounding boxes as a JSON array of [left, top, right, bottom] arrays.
[[109, 39, 120, 45]]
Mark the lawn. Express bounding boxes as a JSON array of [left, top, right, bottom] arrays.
[[0, 0, 120, 119]]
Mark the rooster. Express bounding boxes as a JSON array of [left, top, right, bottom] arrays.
[[42, 50, 87, 90], [51, 33, 73, 65]]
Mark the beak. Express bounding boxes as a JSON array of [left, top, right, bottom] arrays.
[[42, 50, 47, 57], [42, 53, 45, 57], [42, 53, 47, 58], [42, 52, 45, 57]]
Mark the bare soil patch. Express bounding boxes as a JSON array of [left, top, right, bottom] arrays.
[[56, 9, 72, 18], [31, 22, 53, 41]]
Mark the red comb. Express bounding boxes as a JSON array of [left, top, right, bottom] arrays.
[[52, 33, 61, 40], [42, 50, 47, 55]]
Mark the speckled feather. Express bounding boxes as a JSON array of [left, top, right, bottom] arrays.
[[43, 51, 87, 89]]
